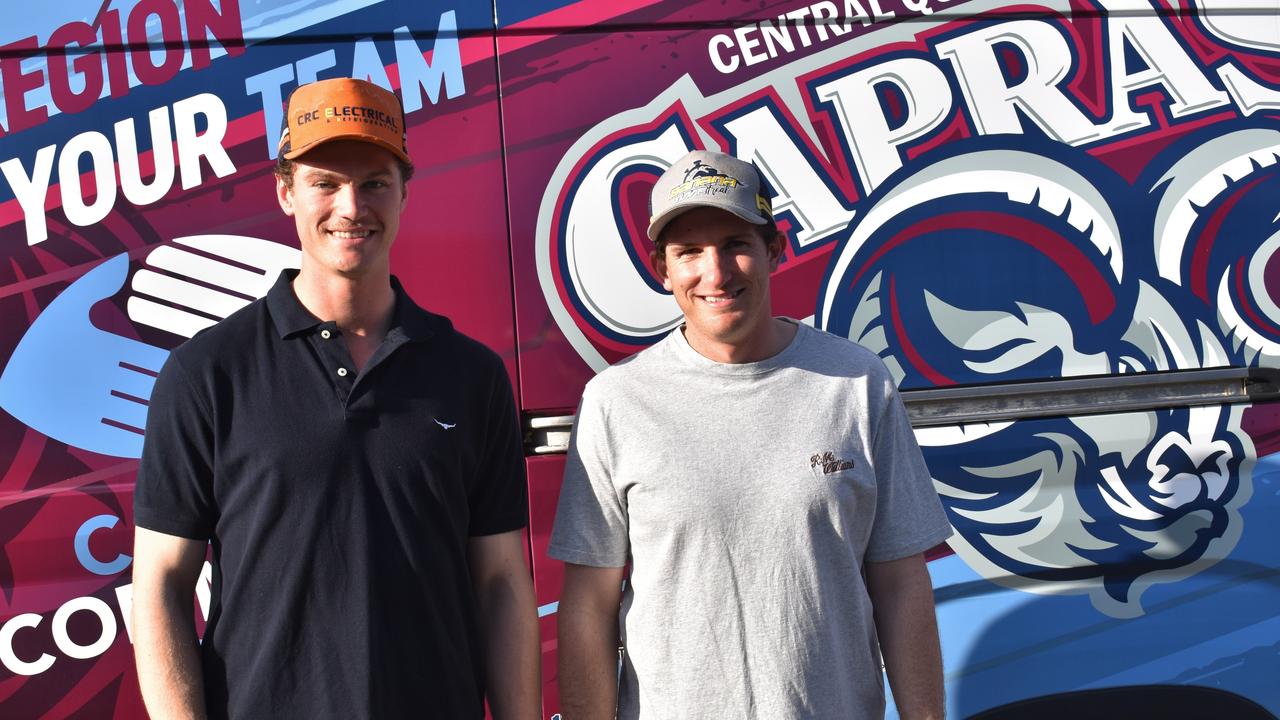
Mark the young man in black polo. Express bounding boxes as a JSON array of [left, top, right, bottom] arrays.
[[131, 78, 539, 719]]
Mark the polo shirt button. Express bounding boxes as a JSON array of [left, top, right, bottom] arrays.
[[337, 367, 348, 377], [321, 329, 332, 339]]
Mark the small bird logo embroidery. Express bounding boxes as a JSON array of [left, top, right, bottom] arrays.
[[434, 418, 456, 430]]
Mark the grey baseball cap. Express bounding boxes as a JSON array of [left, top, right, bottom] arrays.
[[647, 150, 774, 241]]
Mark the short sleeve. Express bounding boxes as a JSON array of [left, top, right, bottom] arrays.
[[134, 354, 217, 540], [547, 385, 629, 567], [467, 354, 528, 536], [865, 378, 953, 562]]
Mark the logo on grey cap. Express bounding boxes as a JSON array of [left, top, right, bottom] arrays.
[[667, 162, 743, 201], [648, 150, 774, 240], [682, 159, 729, 183]]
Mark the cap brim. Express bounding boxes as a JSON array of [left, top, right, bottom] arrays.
[[646, 200, 768, 241], [283, 132, 410, 165]]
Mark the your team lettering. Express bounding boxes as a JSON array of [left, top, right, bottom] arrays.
[[244, 11, 466, 160], [0, 8, 467, 248], [0, 93, 236, 246]]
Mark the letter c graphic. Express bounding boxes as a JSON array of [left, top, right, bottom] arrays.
[[75, 515, 132, 576]]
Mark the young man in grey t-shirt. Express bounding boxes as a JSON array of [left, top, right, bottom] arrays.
[[549, 150, 953, 719]]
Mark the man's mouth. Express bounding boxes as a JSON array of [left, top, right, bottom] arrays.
[[329, 228, 373, 239], [700, 288, 744, 305]]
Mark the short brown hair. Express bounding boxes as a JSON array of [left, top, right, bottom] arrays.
[[654, 217, 781, 256], [274, 155, 415, 190]]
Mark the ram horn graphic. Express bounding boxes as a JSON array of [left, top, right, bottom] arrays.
[[1149, 126, 1280, 366], [818, 144, 1253, 617]]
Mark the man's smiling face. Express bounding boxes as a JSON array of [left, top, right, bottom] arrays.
[[652, 206, 783, 358], [277, 140, 406, 281]]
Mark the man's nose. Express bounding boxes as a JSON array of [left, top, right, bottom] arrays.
[[333, 184, 366, 218], [700, 248, 732, 285]]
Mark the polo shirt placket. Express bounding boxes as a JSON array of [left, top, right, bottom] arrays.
[[270, 274, 432, 424], [305, 321, 412, 421], [310, 322, 357, 406]]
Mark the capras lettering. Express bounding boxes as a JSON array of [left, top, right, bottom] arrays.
[[542, 0, 1280, 369]]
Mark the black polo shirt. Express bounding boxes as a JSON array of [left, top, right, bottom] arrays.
[[135, 269, 527, 720]]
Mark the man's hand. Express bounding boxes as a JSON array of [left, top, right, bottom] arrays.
[[866, 553, 945, 720], [557, 563, 625, 720], [469, 530, 540, 720], [0, 254, 168, 458], [132, 527, 209, 720]]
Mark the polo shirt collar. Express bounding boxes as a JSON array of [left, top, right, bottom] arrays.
[[266, 269, 446, 341]]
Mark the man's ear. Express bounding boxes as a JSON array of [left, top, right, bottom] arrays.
[[650, 248, 672, 292], [767, 231, 785, 271], [276, 176, 295, 217]]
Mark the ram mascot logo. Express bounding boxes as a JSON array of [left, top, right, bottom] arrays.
[[818, 127, 1279, 617]]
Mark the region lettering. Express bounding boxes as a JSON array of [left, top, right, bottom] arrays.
[[0, 0, 244, 135]]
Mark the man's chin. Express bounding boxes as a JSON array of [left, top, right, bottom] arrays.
[[303, 255, 384, 280], [686, 319, 754, 346]]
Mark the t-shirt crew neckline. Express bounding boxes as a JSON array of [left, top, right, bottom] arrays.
[[669, 317, 809, 375]]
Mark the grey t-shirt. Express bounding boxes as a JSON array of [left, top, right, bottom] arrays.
[[549, 321, 953, 719]]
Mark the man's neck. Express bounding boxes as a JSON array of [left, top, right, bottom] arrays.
[[685, 317, 798, 364], [292, 268, 396, 370]]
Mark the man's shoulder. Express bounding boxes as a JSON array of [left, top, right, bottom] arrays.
[[387, 279, 504, 374], [430, 323, 507, 376], [793, 323, 894, 382], [798, 323, 885, 360], [168, 296, 273, 370], [582, 334, 674, 396], [146, 298, 273, 414]]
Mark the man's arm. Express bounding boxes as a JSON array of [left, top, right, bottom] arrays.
[[557, 563, 625, 720], [865, 553, 944, 720], [132, 526, 209, 720], [469, 530, 540, 720]]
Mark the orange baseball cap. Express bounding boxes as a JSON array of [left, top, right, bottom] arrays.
[[277, 78, 410, 163]]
